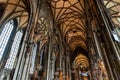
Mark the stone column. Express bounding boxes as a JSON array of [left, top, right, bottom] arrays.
[[74, 69, 79, 80], [21, 54, 30, 80]]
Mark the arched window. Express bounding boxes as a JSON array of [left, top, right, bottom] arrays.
[[0, 20, 15, 61], [4, 30, 23, 70]]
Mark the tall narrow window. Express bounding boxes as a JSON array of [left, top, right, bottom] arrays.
[[0, 20, 14, 61], [4, 30, 23, 70], [29, 43, 37, 74]]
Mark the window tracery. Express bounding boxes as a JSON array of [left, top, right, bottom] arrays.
[[4, 30, 23, 70], [0, 20, 14, 61]]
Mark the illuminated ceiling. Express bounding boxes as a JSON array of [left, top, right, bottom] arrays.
[[49, 0, 120, 52], [50, 0, 87, 51], [74, 54, 89, 68], [0, 0, 120, 54]]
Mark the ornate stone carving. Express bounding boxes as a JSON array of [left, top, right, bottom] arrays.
[[34, 18, 49, 35], [33, 17, 49, 42]]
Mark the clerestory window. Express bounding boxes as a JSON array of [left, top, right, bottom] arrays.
[[0, 20, 14, 61], [4, 30, 23, 70]]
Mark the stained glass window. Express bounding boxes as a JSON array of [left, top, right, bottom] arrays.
[[0, 20, 14, 61], [4, 30, 23, 70], [29, 44, 37, 74]]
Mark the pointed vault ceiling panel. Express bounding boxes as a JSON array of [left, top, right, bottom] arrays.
[[50, 0, 87, 51]]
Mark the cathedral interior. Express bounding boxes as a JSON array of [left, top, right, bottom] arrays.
[[0, 0, 120, 80]]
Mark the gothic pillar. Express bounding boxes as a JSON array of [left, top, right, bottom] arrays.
[[96, 0, 120, 65], [65, 55, 71, 80], [12, 1, 37, 78], [17, 54, 25, 80], [46, 35, 52, 80], [91, 27, 114, 80], [12, 30, 28, 80], [95, 0, 120, 79], [74, 69, 79, 80], [21, 54, 30, 80]]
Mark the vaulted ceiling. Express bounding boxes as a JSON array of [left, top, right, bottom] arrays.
[[0, 0, 120, 66], [49, 0, 120, 52], [0, 0, 29, 29], [103, 0, 120, 26], [0, 0, 120, 49], [49, 0, 87, 52]]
